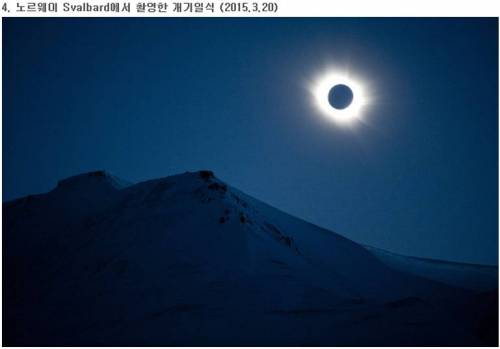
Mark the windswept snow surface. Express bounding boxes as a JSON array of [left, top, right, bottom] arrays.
[[3, 170, 498, 346], [364, 245, 498, 292]]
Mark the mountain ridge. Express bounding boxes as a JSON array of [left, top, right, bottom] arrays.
[[8, 169, 495, 269], [3, 169, 498, 345]]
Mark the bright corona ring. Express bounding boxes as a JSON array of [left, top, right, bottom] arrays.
[[312, 72, 367, 125]]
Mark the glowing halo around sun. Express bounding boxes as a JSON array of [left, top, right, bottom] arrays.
[[311, 71, 367, 125]]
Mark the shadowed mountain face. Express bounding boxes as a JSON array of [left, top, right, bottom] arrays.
[[3, 171, 498, 346]]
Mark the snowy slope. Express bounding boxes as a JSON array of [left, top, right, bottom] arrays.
[[364, 245, 498, 292], [3, 170, 498, 346]]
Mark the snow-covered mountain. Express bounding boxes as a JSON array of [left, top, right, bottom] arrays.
[[3, 170, 498, 346]]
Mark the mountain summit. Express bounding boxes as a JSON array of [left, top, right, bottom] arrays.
[[3, 170, 498, 346]]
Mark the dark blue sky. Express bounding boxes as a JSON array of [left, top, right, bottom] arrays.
[[3, 18, 498, 265]]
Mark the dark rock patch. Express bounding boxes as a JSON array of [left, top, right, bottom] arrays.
[[199, 170, 214, 181], [239, 214, 246, 223], [208, 182, 227, 193], [262, 222, 300, 254]]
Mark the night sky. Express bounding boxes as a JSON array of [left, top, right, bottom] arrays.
[[3, 18, 498, 265]]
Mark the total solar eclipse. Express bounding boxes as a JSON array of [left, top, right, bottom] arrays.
[[311, 71, 367, 125]]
